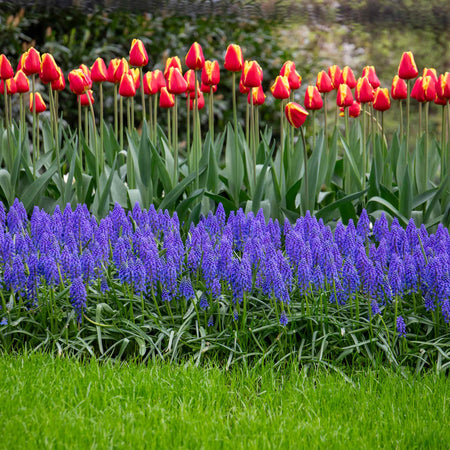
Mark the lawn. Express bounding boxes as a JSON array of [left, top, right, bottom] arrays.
[[1, 353, 448, 449]]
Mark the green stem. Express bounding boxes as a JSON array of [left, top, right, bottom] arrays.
[[84, 107, 88, 145], [186, 97, 190, 170], [87, 92, 99, 187], [131, 97, 135, 130], [300, 126, 308, 214], [399, 99, 403, 140], [194, 70, 200, 191], [362, 104, 367, 195], [78, 98, 82, 170], [31, 75, 37, 175], [119, 95, 123, 150], [167, 108, 171, 150], [114, 84, 118, 138], [154, 93, 158, 141], [406, 80, 410, 158], [250, 90, 256, 192], [100, 83, 104, 167], [424, 102, 429, 191], [324, 92, 328, 149], [173, 95, 178, 186], [127, 98, 131, 131], [312, 110, 316, 149], [279, 100, 284, 187], [232, 72, 239, 203], [148, 95, 153, 142], [139, 67, 146, 123]]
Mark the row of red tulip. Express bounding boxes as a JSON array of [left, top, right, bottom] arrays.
[[0, 42, 449, 125]]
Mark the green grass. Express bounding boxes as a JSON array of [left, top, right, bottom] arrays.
[[1, 354, 449, 449]]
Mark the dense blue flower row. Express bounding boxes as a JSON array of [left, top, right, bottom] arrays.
[[0, 199, 449, 325]]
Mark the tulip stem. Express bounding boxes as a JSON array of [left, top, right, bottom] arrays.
[[300, 126, 308, 215], [173, 95, 178, 185], [127, 98, 131, 131], [209, 91, 214, 144], [87, 92, 99, 187], [114, 85, 118, 138], [324, 92, 328, 150], [78, 97, 82, 168], [279, 101, 284, 187], [4, 91, 11, 167], [424, 102, 429, 190], [440, 105, 445, 176], [186, 98, 190, 170], [154, 93, 158, 143], [250, 89, 256, 192], [19, 93, 25, 145], [31, 74, 37, 175], [148, 96, 153, 142], [245, 101, 249, 150], [36, 113, 40, 164], [119, 95, 123, 150], [139, 67, 146, 123], [194, 70, 200, 191], [447, 103, 450, 200], [167, 109, 171, 150], [100, 82, 104, 163], [312, 110, 316, 149], [406, 80, 410, 157], [399, 99, 403, 139], [232, 72, 239, 204], [48, 84, 55, 141], [362, 104, 367, 197], [419, 102, 422, 134], [84, 107, 88, 144], [131, 97, 135, 130]]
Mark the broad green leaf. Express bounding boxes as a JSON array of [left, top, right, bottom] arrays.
[[367, 196, 408, 226], [340, 135, 363, 191], [399, 166, 413, 219], [316, 190, 367, 222]]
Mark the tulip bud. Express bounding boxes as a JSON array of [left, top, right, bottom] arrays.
[[129, 38, 149, 67], [348, 101, 362, 118], [247, 85, 266, 105], [5, 78, 17, 95], [355, 76, 374, 103], [185, 42, 205, 70], [40, 53, 60, 83], [0, 54, 14, 80], [119, 71, 136, 97], [239, 77, 250, 94], [373, 87, 391, 111], [242, 60, 263, 88], [280, 61, 301, 90], [164, 56, 182, 78], [144, 70, 166, 95], [422, 68, 438, 85], [107, 58, 121, 84], [437, 72, 450, 99], [398, 51, 418, 80], [434, 93, 448, 106], [201, 60, 220, 86], [189, 91, 205, 110], [23, 47, 41, 76], [130, 68, 140, 90], [200, 83, 217, 94], [115, 58, 129, 84], [159, 87, 175, 108], [285, 102, 309, 128], [362, 66, 380, 89], [328, 65, 341, 89], [224, 44, 244, 72], [316, 70, 333, 93], [411, 77, 424, 101], [340, 66, 356, 89], [304, 85, 323, 110], [391, 75, 407, 100], [68, 68, 92, 95], [14, 70, 30, 93], [336, 83, 353, 107], [0, 81, 3, 95], [421, 75, 436, 102], [270, 75, 290, 100], [16, 53, 26, 72], [29, 92, 46, 113], [51, 67, 65, 91], [78, 89, 94, 106], [166, 67, 188, 95], [91, 57, 107, 83], [184, 69, 197, 92], [79, 63, 91, 79]]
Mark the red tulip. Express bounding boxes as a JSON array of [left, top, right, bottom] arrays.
[[336, 83, 353, 107], [224, 44, 243, 72], [78, 89, 94, 106], [0, 54, 14, 80], [29, 92, 46, 113], [316, 70, 333, 93], [239, 77, 250, 94], [373, 87, 391, 111], [166, 67, 188, 95], [411, 76, 424, 101], [5, 78, 17, 95], [280, 61, 301, 90], [201, 60, 220, 86], [437, 72, 450, 99], [130, 68, 140, 90], [189, 91, 205, 110], [79, 63, 91, 79], [184, 70, 197, 92], [340, 66, 356, 89], [68, 68, 92, 95], [247, 85, 265, 105], [14, 70, 30, 93], [355, 76, 374, 103], [328, 65, 341, 89], [421, 75, 436, 102], [398, 51, 418, 80], [144, 70, 166, 95], [129, 38, 148, 67], [422, 68, 438, 85], [185, 42, 205, 70], [16, 53, 26, 72], [91, 57, 107, 83], [348, 101, 362, 117], [51, 67, 65, 91], [40, 53, 60, 83], [159, 87, 175, 108], [107, 58, 121, 84], [285, 102, 309, 128], [200, 83, 217, 94], [242, 60, 263, 88], [391, 75, 407, 100], [23, 47, 41, 76], [304, 85, 323, 110], [434, 93, 448, 106], [164, 56, 182, 78], [361, 66, 380, 89], [270, 75, 290, 100], [119, 71, 136, 97]]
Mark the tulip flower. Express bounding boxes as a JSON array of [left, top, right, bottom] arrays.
[[421, 75, 436, 102], [69, 68, 92, 95], [285, 102, 308, 128], [239, 77, 250, 94], [78, 89, 94, 106], [328, 65, 341, 89], [304, 86, 323, 110], [185, 42, 205, 71], [29, 92, 46, 113], [119, 71, 136, 97], [0, 55, 14, 79], [16, 53, 25, 72], [79, 63, 91, 79], [434, 93, 447, 106], [280, 61, 302, 91], [184, 70, 197, 92], [270, 75, 290, 100], [355, 76, 374, 103], [336, 84, 353, 107], [189, 91, 205, 110], [340, 66, 356, 89], [129, 39, 148, 67], [14, 70, 29, 93], [91, 58, 107, 83], [437, 72, 450, 99], [224, 44, 244, 72], [391, 75, 407, 100], [373, 88, 391, 111], [362, 66, 380, 89], [200, 83, 217, 94], [242, 60, 263, 88], [316, 70, 333, 93], [40, 53, 60, 84], [201, 60, 220, 86], [348, 101, 362, 118], [23, 47, 41, 76], [166, 67, 188, 95], [50, 67, 65, 91], [411, 76, 423, 101], [398, 51, 418, 80], [248, 85, 265, 106], [5, 78, 17, 95], [144, 70, 166, 95], [107, 58, 121, 84], [130, 68, 140, 91], [164, 56, 182, 78], [422, 68, 438, 85]]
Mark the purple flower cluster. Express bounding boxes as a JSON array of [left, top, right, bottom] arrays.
[[0, 199, 449, 326]]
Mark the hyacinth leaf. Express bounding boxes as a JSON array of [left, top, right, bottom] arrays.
[[340, 136, 363, 191], [316, 189, 366, 222], [150, 143, 172, 194], [224, 123, 244, 205], [367, 196, 408, 226], [399, 166, 413, 219]]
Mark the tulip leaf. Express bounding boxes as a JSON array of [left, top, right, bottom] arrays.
[[176, 188, 204, 219], [224, 123, 244, 205], [151, 144, 172, 194], [0, 169, 12, 205], [367, 196, 408, 226], [399, 165, 413, 219], [204, 192, 240, 215], [340, 136, 363, 191], [316, 189, 367, 223], [252, 136, 274, 214]]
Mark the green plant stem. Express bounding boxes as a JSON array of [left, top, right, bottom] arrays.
[[139, 67, 146, 123], [36, 113, 40, 162], [173, 95, 178, 186], [127, 98, 131, 131], [312, 110, 316, 149], [4, 91, 11, 168], [399, 99, 403, 139], [245, 101, 249, 150], [78, 97, 82, 169], [167, 109, 171, 149], [406, 80, 410, 158], [250, 90, 256, 192], [84, 107, 88, 144], [362, 104, 367, 195], [300, 126, 308, 214], [424, 102, 429, 190], [232, 72, 239, 203], [323, 92, 328, 147], [186, 98, 190, 170], [447, 102, 450, 200], [154, 93, 158, 142], [419, 102, 422, 133], [114, 85, 118, 138], [87, 92, 99, 187], [194, 70, 200, 191], [48, 84, 55, 140], [344, 107, 349, 142], [209, 91, 214, 144], [131, 97, 135, 130], [99, 82, 104, 166], [148, 96, 153, 142], [119, 95, 123, 150], [441, 105, 445, 175], [279, 100, 284, 187], [31, 74, 37, 175]]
